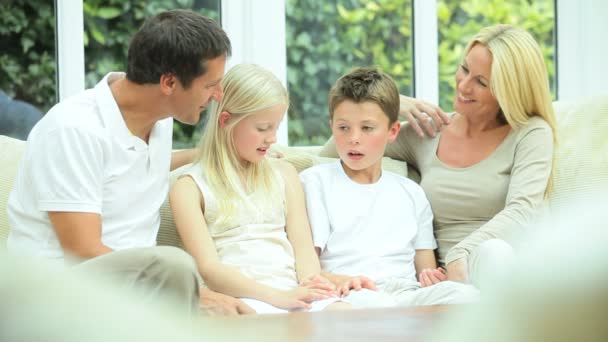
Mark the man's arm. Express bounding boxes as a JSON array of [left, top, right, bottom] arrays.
[[48, 212, 112, 260], [170, 148, 197, 171]]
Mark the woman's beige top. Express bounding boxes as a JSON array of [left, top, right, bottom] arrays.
[[321, 115, 554, 265]]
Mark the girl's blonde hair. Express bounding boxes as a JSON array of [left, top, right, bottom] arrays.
[[465, 24, 557, 194], [196, 64, 289, 227]]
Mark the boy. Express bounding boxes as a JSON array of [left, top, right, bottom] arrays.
[[300, 67, 477, 307]]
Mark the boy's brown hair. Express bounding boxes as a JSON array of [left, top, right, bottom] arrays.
[[328, 67, 400, 124]]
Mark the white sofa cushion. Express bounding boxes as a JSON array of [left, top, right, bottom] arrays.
[[548, 94, 608, 209]]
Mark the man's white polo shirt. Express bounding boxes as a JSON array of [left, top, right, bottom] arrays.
[[7, 73, 173, 263]]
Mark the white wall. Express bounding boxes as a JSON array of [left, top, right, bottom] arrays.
[[221, 0, 288, 145], [557, 0, 608, 100]]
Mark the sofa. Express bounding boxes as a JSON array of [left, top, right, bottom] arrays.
[[1, 94, 607, 249]]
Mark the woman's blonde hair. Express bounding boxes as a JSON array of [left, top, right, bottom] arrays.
[[196, 64, 289, 226], [465, 24, 557, 194]]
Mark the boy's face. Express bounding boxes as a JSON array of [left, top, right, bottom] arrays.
[[331, 100, 400, 176]]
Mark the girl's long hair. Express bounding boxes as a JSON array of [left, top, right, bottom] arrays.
[[196, 64, 289, 227]]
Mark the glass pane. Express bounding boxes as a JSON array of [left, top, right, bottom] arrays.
[[437, 0, 556, 111], [286, 0, 414, 146], [83, 0, 221, 149], [0, 1, 56, 140]]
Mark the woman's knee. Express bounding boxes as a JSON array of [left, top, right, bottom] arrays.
[[469, 239, 515, 289], [476, 239, 514, 259]]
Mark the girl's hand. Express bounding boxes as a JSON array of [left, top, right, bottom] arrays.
[[446, 258, 469, 283], [336, 275, 377, 297], [399, 94, 450, 137], [418, 267, 447, 287], [274, 286, 336, 311], [299, 274, 336, 292]]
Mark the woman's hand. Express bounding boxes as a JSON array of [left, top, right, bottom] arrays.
[[446, 258, 469, 283], [418, 267, 447, 287], [399, 95, 450, 137]]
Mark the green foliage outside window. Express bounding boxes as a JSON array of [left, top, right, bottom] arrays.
[[285, 0, 413, 146], [0, 0, 218, 148], [285, 0, 555, 146], [0, 0, 56, 111], [436, 0, 555, 111], [1, 0, 554, 147]]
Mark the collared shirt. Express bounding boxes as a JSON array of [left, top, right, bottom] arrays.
[[7, 72, 173, 264]]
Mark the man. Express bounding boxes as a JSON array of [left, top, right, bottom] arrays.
[[7, 9, 253, 315]]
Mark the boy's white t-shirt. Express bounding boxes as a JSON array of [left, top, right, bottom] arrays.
[[7, 72, 173, 263], [299, 161, 436, 282]]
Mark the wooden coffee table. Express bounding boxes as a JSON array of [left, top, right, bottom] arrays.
[[197, 305, 452, 341]]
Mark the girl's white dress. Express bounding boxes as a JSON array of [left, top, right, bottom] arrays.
[[181, 163, 338, 313]]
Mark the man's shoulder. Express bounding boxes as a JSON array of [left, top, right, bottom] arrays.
[[42, 89, 103, 131]]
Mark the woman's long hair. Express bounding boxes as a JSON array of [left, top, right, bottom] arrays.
[[465, 24, 557, 194]]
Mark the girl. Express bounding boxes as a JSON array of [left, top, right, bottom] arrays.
[[170, 64, 344, 314]]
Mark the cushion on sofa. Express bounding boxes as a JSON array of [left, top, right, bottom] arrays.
[[548, 94, 608, 209], [0, 136, 26, 246]]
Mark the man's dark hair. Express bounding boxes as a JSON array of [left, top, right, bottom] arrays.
[[328, 67, 400, 124], [126, 9, 231, 88]]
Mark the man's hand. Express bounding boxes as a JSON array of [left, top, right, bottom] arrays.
[[399, 95, 450, 137], [199, 287, 255, 316], [446, 258, 469, 283], [418, 267, 447, 287]]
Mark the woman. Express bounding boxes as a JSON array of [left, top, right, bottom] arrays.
[[320, 24, 557, 288]]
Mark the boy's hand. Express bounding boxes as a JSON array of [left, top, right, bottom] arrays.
[[336, 275, 376, 297], [418, 267, 447, 287]]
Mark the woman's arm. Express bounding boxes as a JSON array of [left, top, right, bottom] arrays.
[[277, 160, 323, 281], [170, 176, 298, 308], [445, 121, 554, 265]]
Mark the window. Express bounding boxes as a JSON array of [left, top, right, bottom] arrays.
[[436, 0, 556, 111], [83, 0, 221, 148], [0, 1, 56, 140], [285, 0, 414, 146]]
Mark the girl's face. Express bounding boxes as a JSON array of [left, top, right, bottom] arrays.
[[231, 103, 286, 164], [453, 44, 501, 121]]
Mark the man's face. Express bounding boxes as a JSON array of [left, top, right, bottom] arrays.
[[171, 55, 226, 125]]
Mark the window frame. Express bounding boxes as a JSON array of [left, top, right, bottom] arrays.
[[57, 0, 608, 146]]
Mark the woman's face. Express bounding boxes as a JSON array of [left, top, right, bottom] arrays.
[[453, 44, 501, 120]]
